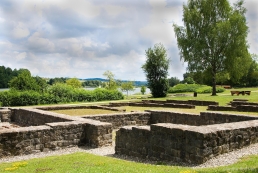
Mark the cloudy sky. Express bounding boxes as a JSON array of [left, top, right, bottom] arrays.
[[0, 0, 257, 81]]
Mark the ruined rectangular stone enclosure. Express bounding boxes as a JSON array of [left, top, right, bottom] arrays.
[[1, 105, 258, 164], [115, 111, 258, 164]]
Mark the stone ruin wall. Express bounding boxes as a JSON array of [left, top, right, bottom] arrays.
[[149, 111, 258, 125], [115, 120, 258, 164], [82, 112, 151, 129], [115, 111, 258, 164], [1, 105, 258, 164], [208, 100, 258, 112], [0, 108, 113, 158], [107, 99, 219, 108], [0, 108, 11, 122], [37, 105, 125, 112]]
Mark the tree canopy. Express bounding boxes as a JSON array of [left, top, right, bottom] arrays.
[[66, 78, 82, 88], [174, 0, 251, 95], [103, 70, 118, 90], [142, 43, 169, 98], [9, 70, 47, 92], [0, 66, 27, 88], [121, 81, 135, 97]]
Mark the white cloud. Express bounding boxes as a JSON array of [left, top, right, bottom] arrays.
[[102, 4, 127, 17], [0, 0, 257, 81], [15, 52, 27, 61], [28, 32, 55, 52], [11, 22, 30, 39], [139, 0, 182, 46], [0, 17, 5, 23]]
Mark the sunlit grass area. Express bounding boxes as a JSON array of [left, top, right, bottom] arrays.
[[51, 109, 120, 116], [0, 152, 257, 173]]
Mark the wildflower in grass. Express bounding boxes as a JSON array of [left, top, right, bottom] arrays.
[[4, 161, 28, 171], [12, 161, 28, 167], [4, 166, 18, 171], [179, 170, 197, 173]]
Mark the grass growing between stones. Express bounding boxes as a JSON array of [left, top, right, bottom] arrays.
[[0, 152, 257, 173]]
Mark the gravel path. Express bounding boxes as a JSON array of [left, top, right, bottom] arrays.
[[0, 143, 258, 168]]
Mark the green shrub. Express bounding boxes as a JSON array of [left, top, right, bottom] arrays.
[[0, 85, 124, 106], [168, 84, 225, 94], [168, 84, 202, 93], [195, 86, 225, 93]]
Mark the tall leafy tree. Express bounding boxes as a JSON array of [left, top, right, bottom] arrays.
[[168, 77, 181, 87], [66, 78, 82, 88], [121, 81, 135, 97], [34, 76, 48, 93], [140, 85, 146, 95], [142, 43, 169, 98], [103, 70, 118, 90], [9, 70, 40, 91], [174, 0, 251, 95]]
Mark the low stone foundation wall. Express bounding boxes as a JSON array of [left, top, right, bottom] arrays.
[[167, 99, 218, 106], [236, 105, 258, 112], [107, 99, 217, 109], [231, 101, 258, 107], [116, 120, 258, 164], [0, 120, 112, 157], [0, 109, 11, 122], [0, 108, 112, 158], [208, 100, 258, 112], [129, 102, 195, 109], [37, 105, 124, 112], [83, 112, 151, 129], [2, 104, 258, 164], [148, 111, 258, 125], [10, 108, 74, 126], [207, 105, 236, 111]]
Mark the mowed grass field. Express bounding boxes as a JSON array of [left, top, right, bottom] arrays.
[[1, 87, 258, 173]]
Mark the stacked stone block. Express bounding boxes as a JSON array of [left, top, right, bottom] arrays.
[[0, 109, 11, 122], [116, 120, 258, 164], [83, 112, 151, 129], [0, 108, 113, 158]]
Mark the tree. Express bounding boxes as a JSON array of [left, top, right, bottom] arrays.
[[184, 77, 195, 84], [121, 81, 135, 97], [140, 85, 146, 95], [142, 43, 169, 97], [174, 0, 251, 95], [48, 77, 67, 85], [66, 78, 82, 88], [168, 77, 180, 87], [239, 54, 258, 87], [33, 76, 48, 93], [9, 70, 40, 91], [103, 70, 118, 90]]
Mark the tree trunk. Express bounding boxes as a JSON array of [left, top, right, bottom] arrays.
[[212, 70, 217, 96]]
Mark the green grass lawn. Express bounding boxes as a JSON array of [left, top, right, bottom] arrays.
[[0, 152, 257, 173], [1, 88, 258, 172]]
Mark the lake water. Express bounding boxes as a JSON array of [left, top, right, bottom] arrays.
[[0, 88, 9, 92], [0, 87, 151, 95]]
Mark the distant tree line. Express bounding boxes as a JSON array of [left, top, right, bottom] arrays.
[[0, 66, 30, 88], [82, 80, 102, 87], [0, 68, 124, 106]]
